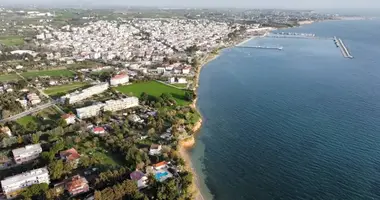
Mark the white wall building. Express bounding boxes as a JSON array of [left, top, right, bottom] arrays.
[[1, 167, 50, 199], [12, 144, 42, 164], [168, 77, 187, 84], [103, 97, 139, 112], [76, 104, 104, 119], [61, 82, 109, 104], [110, 74, 129, 86]]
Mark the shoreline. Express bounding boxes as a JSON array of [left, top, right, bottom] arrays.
[[178, 52, 220, 200], [178, 21, 317, 199]]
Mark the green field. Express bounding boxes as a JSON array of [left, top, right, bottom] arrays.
[[0, 36, 24, 46], [16, 116, 38, 127], [0, 74, 20, 82], [21, 69, 75, 78], [44, 82, 88, 96], [115, 81, 189, 105]]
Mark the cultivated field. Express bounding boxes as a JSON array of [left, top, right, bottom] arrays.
[[21, 69, 76, 78], [43, 82, 88, 96], [0, 74, 20, 82]]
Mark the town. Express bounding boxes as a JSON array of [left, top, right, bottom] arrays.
[[0, 6, 339, 200]]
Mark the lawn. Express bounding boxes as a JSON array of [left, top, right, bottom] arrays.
[[0, 74, 20, 82], [0, 36, 24, 46], [21, 69, 75, 78], [44, 82, 88, 96], [115, 81, 190, 106], [16, 116, 38, 127]]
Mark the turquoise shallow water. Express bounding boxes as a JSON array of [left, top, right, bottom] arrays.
[[191, 19, 380, 200]]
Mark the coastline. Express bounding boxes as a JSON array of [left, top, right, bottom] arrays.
[[178, 52, 220, 200], [177, 21, 316, 199]]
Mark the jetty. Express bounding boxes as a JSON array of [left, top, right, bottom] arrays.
[[236, 45, 283, 50], [334, 36, 353, 59]]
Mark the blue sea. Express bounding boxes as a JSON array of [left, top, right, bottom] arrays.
[[190, 19, 380, 200]]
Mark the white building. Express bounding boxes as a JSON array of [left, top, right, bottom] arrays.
[[149, 144, 162, 156], [110, 74, 129, 86], [61, 83, 109, 104], [1, 167, 50, 199], [168, 77, 187, 84], [12, 144, 42, 164], [103, 97, 139, 112], [76, 104, 104, 119], [27, 93, 41, 105], [62, 114, 76, 125]]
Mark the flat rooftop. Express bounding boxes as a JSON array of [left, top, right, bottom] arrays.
[[1, 167, 48, 187]]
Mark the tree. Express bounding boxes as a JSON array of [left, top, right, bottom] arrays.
[[17, 135, 24, 144], [184, 91, 195, 101], [26, 121, 37, 132], [31, 134, 39, 144], [16, 79, 28, 90], [57, 118, 67, 127], [49, 159, 64, 180], [140, 92, 149, 102]]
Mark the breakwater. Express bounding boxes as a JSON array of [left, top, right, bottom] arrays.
[[236, 45, 283, 50], [334, 36, 353, 59]]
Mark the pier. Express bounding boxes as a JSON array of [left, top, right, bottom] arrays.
[[334, 36, 353, 59], [235, 45, 283, 50]]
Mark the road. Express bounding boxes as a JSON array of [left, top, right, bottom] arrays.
[[0, 102, 54, 122]]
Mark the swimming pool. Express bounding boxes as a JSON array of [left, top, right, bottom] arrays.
[[155, 171, 169, 180]]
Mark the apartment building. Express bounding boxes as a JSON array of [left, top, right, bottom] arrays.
[[103, 97, 139, 112], [76, 103, 104, 119], [61, 82, 109, 104], [12, 144, 42, 164], [1, 167, 50, 199]]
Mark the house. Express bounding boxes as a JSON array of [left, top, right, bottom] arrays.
[[168, 77, 187, 84], [0, 126, 12, 137], [182, 66, 191, 74], [1, 167, 50, 199], [60, 148, 80, 168], [110, 74, 129, 86], [27, 93, 41, 105], [149, 144, 162, 156], [62, 114, 76, 125], [128, 114, 143, 123], [12, 144, 42, 164], [92, 127, 105, 134], [15, 65, 23, 70], [153, 161, 167, 170], [130, 171, 148, 189], [65, 175, 89, 196]]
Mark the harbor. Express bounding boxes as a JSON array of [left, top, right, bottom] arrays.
[[334, 36, 353, 59]]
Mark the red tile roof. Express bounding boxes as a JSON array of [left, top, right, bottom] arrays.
[[62, 113, 75, 119], [93, 127, 105, 133], [153, 161, 167, 168], [66, 175, 88, 193], [60, 148, 80, 161], [111, 74, 128, 80]]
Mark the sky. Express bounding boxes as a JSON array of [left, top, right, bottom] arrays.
[[2, 0, 380, 10]]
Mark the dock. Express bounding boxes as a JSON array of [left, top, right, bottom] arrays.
[[334, 36, 353, 59], [236, 45, 283, 50]]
